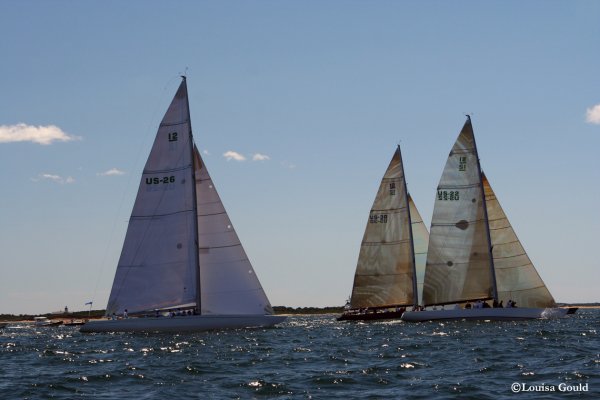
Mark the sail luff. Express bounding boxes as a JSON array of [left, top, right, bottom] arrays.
[[181, 76, 202, 313], [398, 145, 419, 307], [468, 116, 499, 302]]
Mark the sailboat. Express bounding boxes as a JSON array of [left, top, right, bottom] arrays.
[[338, 146, 429, 321], [81, 78, 285, 332], [401, 116, 577, 322]]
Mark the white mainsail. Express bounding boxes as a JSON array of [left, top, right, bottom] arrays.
[[349, 146, 424, 309], [483, 173, 556, 308], [422, 117, 495, 306], [107, 81, 197, 315], [106, 78, 274, 317]]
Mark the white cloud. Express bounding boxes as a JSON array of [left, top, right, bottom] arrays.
[[97, 168, 125, 176], [0, 123, 80, 145], [281, 161, 296, 169], [585, 104, 600, 124], [252, 153, 270, 161], [33, 173, 75, 184], [223, 150, 246, 162], [202, 149, 210, 156]]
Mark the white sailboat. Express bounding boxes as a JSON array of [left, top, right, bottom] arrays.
[[81, 78, 285, 333], [338, 146, 429, 321], [401, 117, 576, 322]]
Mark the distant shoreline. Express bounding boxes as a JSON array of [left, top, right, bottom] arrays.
[[1, 304, 597, 322]]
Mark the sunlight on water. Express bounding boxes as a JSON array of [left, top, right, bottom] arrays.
[[0, 310, 598, 398]]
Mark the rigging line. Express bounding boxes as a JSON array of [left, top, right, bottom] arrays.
[[131, 208, 195, 219]]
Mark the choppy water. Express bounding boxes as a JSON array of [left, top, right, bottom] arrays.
[[1, 310, 598, 399]]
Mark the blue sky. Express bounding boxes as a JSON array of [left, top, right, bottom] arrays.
[[1, 1, 598, 314]]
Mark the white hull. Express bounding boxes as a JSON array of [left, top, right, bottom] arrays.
[[80, 314, 286, 333], [401, 307, 569, 322]]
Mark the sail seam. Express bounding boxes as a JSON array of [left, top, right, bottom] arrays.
[[432, 220, 486, 227], [160, 120, 189, 127], [361, 240, 411, 246], [492, 239, 521, 246], [197, 211, 226, 217], [200, 258, 250, 265], [131, 209, 194, 219], [493, 253, 528, 260], [495, 262, 531, 270], [437, 183, 480, 190], [489, 225, 512, 231], [498, 285, 547, 293], [198, 244, 242, 250], [144, 165, 191, 174], [450, 149, 475, 155]]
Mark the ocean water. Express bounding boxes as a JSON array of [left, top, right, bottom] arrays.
[[1, 310, 598, 399]]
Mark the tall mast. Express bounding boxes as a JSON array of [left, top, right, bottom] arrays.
[[468, 115, 498, 302], [397, 145, 418, 307], [182, 76, 202, 313]]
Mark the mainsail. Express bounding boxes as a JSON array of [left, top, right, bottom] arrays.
[[349, 146, 424, 309], [484, 173, 556, 308], [422, 117, 495, 306], [106, 78, 273, 316]]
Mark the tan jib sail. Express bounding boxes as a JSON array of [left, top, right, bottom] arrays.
[[349, 146, 424, 309], [423, 118, 495, 306], [409, 195, 429, 306], [483, 173, 556, 308]]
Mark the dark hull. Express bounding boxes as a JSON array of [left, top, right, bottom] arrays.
[[337, 310, 405, 322]]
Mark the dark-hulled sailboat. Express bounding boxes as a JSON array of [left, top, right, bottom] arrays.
[[338, 146, 429, 321]]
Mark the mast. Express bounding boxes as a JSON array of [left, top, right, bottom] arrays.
[[468, 115, 498, 302], [398, 145, 418, 307], [182, 76, 202, 314]]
